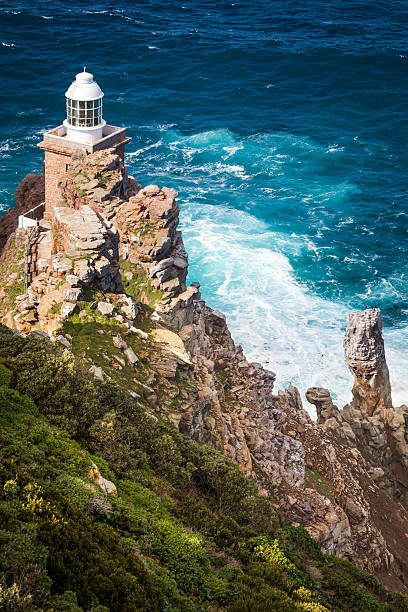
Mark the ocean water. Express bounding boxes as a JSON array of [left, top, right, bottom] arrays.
[[1, 0, 407, 411]]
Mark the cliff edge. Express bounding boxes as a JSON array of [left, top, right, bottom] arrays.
[[2, 148, 408, 593]]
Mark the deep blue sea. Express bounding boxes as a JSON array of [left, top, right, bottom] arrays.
[[1, 0, 407, 410]]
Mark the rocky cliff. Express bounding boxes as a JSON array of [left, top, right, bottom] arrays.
[[0, 171, 44, 253], [2, 148, 408, 593]]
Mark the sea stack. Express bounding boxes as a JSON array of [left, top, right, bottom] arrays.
[[344, 307, 392, 417]]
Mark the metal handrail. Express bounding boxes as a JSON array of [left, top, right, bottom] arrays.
[[23, 201, 45, 222], [18, 201, 45, 230]]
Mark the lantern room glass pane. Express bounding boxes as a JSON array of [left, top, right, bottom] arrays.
[[66, 97, 103, 127]]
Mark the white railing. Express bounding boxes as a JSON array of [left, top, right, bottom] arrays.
[[18, 202, 45, 230]]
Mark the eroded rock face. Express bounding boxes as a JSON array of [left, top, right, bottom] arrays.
[[303, 309, 408, 582], [115, 184, 188, 301], [303, 386, 395, 570], [344, 308, 392, 417], [53, 205, 122, 292], [14, 172, 45, 208], [0, 172, 45, 253], [60, 148, 139, 220]]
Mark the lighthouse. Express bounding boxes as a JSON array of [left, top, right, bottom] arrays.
[[38, 68, 131, 220]]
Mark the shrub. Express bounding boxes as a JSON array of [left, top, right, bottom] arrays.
[[0, 361, 11, 387]]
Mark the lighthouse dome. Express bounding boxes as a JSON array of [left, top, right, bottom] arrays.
[[65, 69, 104, 102]]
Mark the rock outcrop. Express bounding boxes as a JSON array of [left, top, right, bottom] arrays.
[[116, 184, 188, 299], [0, 171, 44, 253], [342, 309, 408, 469], [304, 310, 408, 583]]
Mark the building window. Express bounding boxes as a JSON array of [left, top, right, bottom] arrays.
[[66, 97, 102, 127]]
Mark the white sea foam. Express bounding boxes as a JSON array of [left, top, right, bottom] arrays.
[[383, 329, 408, 406], [126, 140, 162, 158], [222, 145, 244, 158], [1, 42, 16, 47], [326, 144, 345, 152]]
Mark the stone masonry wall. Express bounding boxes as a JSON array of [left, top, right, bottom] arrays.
[[44, 150, 71, 219]]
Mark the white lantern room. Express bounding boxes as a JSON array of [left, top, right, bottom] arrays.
[[63, 68, 106, 145]]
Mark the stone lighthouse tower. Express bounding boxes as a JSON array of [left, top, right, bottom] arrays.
[[38, 68, 131, 220]]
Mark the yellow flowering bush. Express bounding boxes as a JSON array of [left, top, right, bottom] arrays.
[[0, 583, 34, 611], [22, 482, 65, 527], [296, 604, 330, 611], [254, 538, 298, 577], [293, 587, 330, 611]]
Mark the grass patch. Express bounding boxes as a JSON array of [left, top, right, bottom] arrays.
[[49, 302, 62, 315], [0, 233, 26, 321], [120, 260, 164, 307], [306, 468, 332, 498]]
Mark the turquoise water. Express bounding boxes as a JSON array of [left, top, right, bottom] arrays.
[[1, 1, 407, 408]]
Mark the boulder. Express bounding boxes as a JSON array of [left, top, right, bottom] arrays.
[[86, 494, 113, 516], [119, 295, 140, 320], [89, 365, 105, 381], [150, 257, 174, 276], [130, 327, 148, 340], [97, 302, 115, 317], [74, 259, 96, 284], [28, 330, 49, 340], [306, 387, 341, 425], [66, 274, 80, 287], [113, 335, 127, 350], [88, 462, 117, 496], [124, 347, 138, 366], [65, 287, 82, 302], [56, 335, 72, 350], [61, 302, 76, 318]]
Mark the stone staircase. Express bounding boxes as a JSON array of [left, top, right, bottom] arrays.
[[24, 221, 52, 291]]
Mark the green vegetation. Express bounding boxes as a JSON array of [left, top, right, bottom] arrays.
[[49, 302, 62, 315], [60, 291, 155, 396], [0, 235, 26, 322], [51, 228, 64, 251], [306, 468, 332, 498], [0, 325, 407, 611], [120, 260, 164, 307]]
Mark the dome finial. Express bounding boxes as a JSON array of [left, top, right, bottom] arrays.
[[83, 66, 86, 72]]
